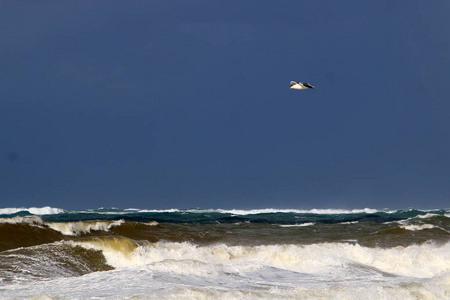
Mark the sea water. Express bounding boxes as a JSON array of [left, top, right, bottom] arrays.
[[0, 207, 449, 299]]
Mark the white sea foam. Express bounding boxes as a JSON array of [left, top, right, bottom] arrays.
[[0, 215, 44, 226], [73, 239, 450, 279], [75, 208, 181, 215], [3, 241, 449, 300], [0, 216, 127, 235], [340, 221, 359, 224], [3, 207, 447, 217], [417, 213, 439, 219], [85, 207, 384, 215], [134, 208, 181, 213], [400, 224, 436, 231], [3, 270, 449, 300], [186, 208, 382, 215], [2, 206, 449, 299], [0, 206, 64, 215], [278, 223, 315, 227], [46, 220, 125, 236]]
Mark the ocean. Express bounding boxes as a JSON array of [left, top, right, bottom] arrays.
[[0, 207, 449, 299]]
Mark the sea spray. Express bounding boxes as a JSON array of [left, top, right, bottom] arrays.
[[68, 239, 450, 279], [46, 220, 125, 236], [1, 206, 449, 299]]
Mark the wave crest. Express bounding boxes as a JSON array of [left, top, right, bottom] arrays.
[[47, 220, 125, 236], [0, 215, 44, 226], [0, 206, 64, 215], [72, 239, 450, 279]]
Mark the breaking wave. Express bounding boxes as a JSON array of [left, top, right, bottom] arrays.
[[46, 220, 126, 236], [71, 238, 450, 279], [1, 206, 449, 299], [0, 206, 64, 215]]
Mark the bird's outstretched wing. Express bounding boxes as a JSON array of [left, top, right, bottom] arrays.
[[302, 83, 314, 89]]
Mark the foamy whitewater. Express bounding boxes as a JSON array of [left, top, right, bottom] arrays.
[[0, 207, 449, 299]]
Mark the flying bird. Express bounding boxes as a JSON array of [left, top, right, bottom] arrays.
[[290, 81, 314, 90]]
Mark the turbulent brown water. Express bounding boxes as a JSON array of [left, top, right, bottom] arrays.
[[1, 207, 449, 299]]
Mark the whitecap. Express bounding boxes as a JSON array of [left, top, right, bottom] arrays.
[[399, 224, 436, 231], [278, 223, 315, 227], [46, 220, 125, 236], [0, 215, 44, 226], [0, 206, 64, 215], [71, 239, 450, 279]]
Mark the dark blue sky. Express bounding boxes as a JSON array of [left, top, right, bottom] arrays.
[[2, 1, 449, 210]]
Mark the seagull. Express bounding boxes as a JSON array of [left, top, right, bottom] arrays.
[[290, 81, 314, 90]]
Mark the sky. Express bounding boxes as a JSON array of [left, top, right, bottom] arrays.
[[1, 1, 449, 210]]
